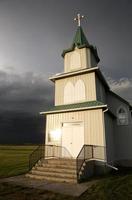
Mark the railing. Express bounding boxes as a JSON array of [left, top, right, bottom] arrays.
[[29, 144, 106, 181], [29, 145, 72, 170], [76, 145, 106, 181], [29, 145, 44, 170]]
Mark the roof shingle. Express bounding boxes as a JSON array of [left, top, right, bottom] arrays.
[[41, 100, 106, 114]]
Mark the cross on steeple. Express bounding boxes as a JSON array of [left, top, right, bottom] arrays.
[[74, 13, 84, 27]]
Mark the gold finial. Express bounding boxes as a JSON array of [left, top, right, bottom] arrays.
[[74, 13, 84, 27]]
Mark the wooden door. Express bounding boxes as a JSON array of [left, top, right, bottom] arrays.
[[62, 122, 84, 158]]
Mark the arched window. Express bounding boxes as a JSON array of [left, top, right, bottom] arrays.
[[64, 82, 74, 104], [75, 80, 86, 102], [117, 107, 128, 125], [70, 51, 81, 70]]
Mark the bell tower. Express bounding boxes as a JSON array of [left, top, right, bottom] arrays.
[[62, 14, 100, 73]]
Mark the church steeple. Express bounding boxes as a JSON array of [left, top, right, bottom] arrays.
[[62, 14, 100, 73], [62, 26, 100, 63]]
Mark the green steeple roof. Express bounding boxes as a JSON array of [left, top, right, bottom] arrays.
[[62, 26, 100, 63], [72, 26, 90, 47]]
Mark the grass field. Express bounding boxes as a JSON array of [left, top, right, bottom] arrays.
[[0, 145, 132, 199], [0, 145, 37, 178]]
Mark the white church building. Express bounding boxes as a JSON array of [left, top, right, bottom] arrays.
[[27, 15, 132, 183]]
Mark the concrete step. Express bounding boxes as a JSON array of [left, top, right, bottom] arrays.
[[26, 173, 77, 183], [40, 163, 76, 170], [34, 166, 76, 174], [43, 159, 76, 165], [31, 169, 77, 179], [27, 158, 78, 183]]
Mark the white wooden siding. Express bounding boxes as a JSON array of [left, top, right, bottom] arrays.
[[45, 109, 105, 147], [55, 72, 96, 105], [107, 93, 131, 123], [104, 113, 115, 162], [107, 92, 132, 162], [70, 51, 81, 70], [64, 48, 91, 73]]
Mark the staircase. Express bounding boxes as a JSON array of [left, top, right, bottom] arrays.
[[26, 158, 77, 183], [26, 144, 106, 183]]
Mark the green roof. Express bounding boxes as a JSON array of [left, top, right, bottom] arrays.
[[62, 26, 100, 63], [43, 101, 106, 114], [72, 26, 90, 47]]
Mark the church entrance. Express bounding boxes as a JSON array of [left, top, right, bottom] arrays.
[[61, 122, 84, 158]]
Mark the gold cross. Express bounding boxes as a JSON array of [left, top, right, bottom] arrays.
[[74, 13, 84, 27]]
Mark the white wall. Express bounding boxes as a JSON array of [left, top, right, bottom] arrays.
[[107, 92, 132, 165], [64, 48, 90, 73], [104, 112, 115, 163], [55, 72, 96, 105], [45, 109, 105, 147]]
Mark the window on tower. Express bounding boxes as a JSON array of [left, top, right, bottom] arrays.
[[64, 80, 86, 104], [64, 82, 74, 104], [75, 80, 85, 101]]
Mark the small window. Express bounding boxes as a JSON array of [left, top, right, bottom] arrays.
[[75, 80, 86, 102], [117, 107, 128, 125], [64, 80, 86, 104], [64, 82, 74, 104]]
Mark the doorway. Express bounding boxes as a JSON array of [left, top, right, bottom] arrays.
[[62, 122, 84, 158]]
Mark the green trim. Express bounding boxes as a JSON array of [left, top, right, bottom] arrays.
[[42, 101, 105, 113], [62, 26, 100, 63]]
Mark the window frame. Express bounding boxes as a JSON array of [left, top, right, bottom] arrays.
[[64, 80, 86, 104], [117, 106, 128, 126]]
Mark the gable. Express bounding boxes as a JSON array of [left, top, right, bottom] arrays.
[[107, 91, 131, 118]]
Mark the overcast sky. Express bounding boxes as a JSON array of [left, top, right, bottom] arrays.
[[0, 0, 132, 144]]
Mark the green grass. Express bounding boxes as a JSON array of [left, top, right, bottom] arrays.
[[80, 173, 132, 200], [0, 145, 37, 178]]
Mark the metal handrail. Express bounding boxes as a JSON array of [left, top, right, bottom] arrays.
[[29, 144, 72, 170], [29, 145, 44, 170], [76, 145, 106, 181]]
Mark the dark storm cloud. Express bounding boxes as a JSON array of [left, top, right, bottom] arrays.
[[0, 68, 53, 113], [0, 68, 53, 144], [0, 111, 45, 144]]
